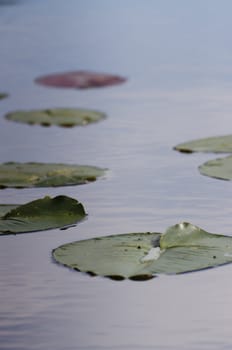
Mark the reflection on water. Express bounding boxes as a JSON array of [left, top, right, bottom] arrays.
[[1, 0, 232, 349]]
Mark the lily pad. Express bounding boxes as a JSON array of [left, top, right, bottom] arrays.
[[174, 135, 232, 153], [52, 222, 232, 280], [0, 93, 8, 100], [35, 71, 127, 89], [199, 155, 232, 180], [0, 162, 106, 189], [0, 195, 86, 234], [5, 108, 106, 127]]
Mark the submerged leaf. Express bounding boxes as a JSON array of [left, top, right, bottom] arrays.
[[0, 162, 106, 189], [0, 195, 87, 234], [174, 135, 232, 153], [199, 155, 232, 180], [35, 71, 127, 89], [52, 222, 232, 280], [5, 108, 106, 127]]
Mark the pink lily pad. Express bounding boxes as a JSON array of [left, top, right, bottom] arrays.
[[35, 71, 127, 89]]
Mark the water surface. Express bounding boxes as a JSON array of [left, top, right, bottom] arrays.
[[1, 1, 232, 349]]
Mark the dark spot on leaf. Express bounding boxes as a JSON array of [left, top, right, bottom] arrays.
[[105, 275, 125, 281], [86, 176, 97, 182], [176, 148, 194, 154], [86, 271, 97, 277], [60, 124, 75, 128], [129, 275, 155, 281], [73, 267, 81, 272]]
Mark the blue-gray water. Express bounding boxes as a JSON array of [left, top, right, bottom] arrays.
[[1, 1, 232, 349]]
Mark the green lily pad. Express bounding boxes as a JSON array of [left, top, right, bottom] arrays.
[[0, 93, 8, 100], [174, 135, 232, 153], [5, 108, 106, 127], [0, 162, 106, 189], [199, 155, 232, 180], [0, 195, 87, 234], [52, 222, 232, 280]]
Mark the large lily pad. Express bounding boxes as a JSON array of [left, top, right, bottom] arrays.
[[174, 135, 232, 153], [0, 195, 86, 234], [5, 108, 106, 127], [52, 222, 232, 280], [0, 162, 106, 189], [199, 155, 232, 180], [35, 71, 127, 89]]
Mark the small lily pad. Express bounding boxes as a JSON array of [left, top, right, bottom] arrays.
[[0, 162, 106, 189], [0, 195, 87, 234], [199, 155, 232, 180], [174, 135, 232, 153], [52, 222, 232, 280], [5, 108, 106, 127], [0, 93, 8, 100], [35, 71, 127, 89]]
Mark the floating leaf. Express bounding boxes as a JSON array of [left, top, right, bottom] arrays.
[[199, 155, 232, 180], [0, 195, 87, 234], [35, 71, 127, 89], [0, 162, 106, 189], [0, 93, 8, 100], [174, 135, 232, 153], [52, 222, 232, 280], [5, 108, 106, 127]]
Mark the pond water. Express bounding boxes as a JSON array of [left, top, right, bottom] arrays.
[[1, 1, 232, 349]]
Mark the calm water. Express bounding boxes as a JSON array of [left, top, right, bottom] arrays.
[[1, 1, 232, 349]]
